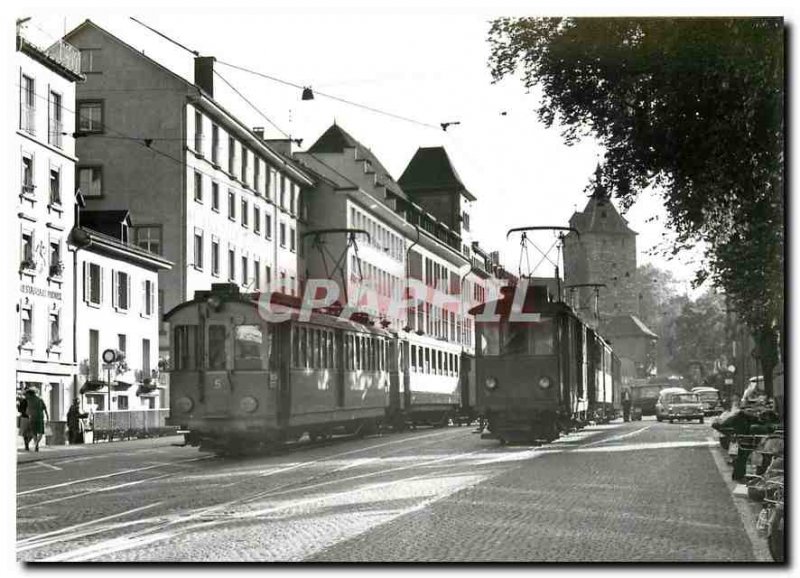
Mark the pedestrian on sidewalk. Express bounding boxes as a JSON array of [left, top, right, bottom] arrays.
[[622, 388, 632, 422], [67, 398, 88, 444], [17, 392, 32, 451], [25, 389, 49, 452]]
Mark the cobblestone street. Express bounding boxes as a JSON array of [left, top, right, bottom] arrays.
[[16, 418, 768, 562]]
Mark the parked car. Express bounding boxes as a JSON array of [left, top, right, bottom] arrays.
[[692, 386, 723, 416], [655, 388, 704, 423]]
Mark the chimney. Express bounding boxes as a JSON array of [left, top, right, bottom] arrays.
[[264, 138, 293, 157], [490, 251, 500, 265], [253, 127, 265, 140], [195, 56, 216, 97]]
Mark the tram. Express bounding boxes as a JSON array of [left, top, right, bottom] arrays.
[[470, 284, 620, 444]]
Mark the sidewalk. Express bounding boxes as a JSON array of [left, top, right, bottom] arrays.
[[16, 434, 186, 464]]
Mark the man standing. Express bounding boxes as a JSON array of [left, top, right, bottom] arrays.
[[17, 392, 32, 451], [67, 398, 88, 444], [24, 389, 49, 452]]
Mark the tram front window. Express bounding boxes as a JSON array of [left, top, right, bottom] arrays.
[[234, 324, 264, 370], [174, 325, 198, 370], [208, 325, 226, 370], [479, 324, 501, 356]]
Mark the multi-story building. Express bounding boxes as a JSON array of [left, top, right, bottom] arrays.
[[63, 21, 315, 375], [297, 125, 510, 370], [14, 29, 83, 421], [73, 211, 172, 412]]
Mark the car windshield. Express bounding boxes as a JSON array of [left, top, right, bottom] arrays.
[[670, 393, 698, 404]]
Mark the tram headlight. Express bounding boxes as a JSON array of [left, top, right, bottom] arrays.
[[484, 376, 499, 391], [538, 376, 553, 390], [175, 396, 194, 413], [240, 396, 259, 413]]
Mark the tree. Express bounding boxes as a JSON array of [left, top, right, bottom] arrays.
[[488, 17, 784, 394], [665, 290, 728, 383]]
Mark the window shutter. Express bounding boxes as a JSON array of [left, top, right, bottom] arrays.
[[141, 280, 147, 315], [99, 266, 104, 304], [126, 273, 131, 310], [83, 262, 89, 302], [149, 280, 155, 316], [111, 269, 117, 308]]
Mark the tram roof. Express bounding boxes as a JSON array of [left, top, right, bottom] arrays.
[[165, 288, 393, 336], [468, 285, 574, 318]]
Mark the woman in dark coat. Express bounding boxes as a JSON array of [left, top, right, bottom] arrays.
[[25, 389, 49, 452], [67, 398, 88, 444]]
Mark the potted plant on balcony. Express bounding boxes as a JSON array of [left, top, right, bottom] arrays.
[[49, 260, 64, 278], [19, 257, 36, 272]]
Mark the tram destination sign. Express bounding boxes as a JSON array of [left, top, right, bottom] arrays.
[[20, 283, 62, 300]]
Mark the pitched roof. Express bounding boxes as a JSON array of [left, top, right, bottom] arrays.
[[307, 124, 407, 201], [601, 314, 659, 339], [80, 210, 131, 240], [568, 194, 636, 236], [398, 147, 476, 201]]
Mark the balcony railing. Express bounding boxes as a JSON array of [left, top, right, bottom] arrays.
[[20, 104, 35, 135], [49, 120, 63, 148], [44, 40, 81, 76]]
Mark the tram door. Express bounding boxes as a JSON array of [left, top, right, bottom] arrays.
[[401, 341, 411, 411], [334, 332, 345, 407], [276, 324, 291, 428]]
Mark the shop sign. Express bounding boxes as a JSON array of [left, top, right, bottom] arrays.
[[21, 283, 62, 300]]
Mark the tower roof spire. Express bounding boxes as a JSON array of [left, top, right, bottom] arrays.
[[591, 164, 610, 203]]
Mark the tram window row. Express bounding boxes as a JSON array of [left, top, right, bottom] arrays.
[[410, 344, 459, 377], [290, 326, 389, 373]]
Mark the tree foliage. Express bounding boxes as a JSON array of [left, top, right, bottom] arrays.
[[665, 290, 728, 381], [488, 17, 784, 393]]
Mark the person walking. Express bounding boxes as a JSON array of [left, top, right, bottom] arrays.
[[622, 388, 632, 422], [66, 398, 88, 445], [17, 392, 32, 451], [25, 389, 49, 452]]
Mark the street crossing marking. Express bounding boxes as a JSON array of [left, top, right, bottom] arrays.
[[581, 425, 651, 447]]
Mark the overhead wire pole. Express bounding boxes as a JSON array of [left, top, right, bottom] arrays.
[[506, 226, 579, 301]]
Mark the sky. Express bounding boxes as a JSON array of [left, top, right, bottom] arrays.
[[12, 2, 793, 298]]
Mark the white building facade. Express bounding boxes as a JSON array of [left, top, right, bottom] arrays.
[[74, 221, 172, 412], [14, 31, 83, 421]]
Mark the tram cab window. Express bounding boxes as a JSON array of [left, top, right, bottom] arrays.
[[208, 325, 226, 369], [530, 318, 554, 355], [234, 324, 263, 370], [479, 323, 501, 356], [174, 325, 198, 369], [411, 345, 417, 371]]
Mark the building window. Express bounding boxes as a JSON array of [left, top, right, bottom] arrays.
[[254, 159, 261, 193], [49, 167, 61, 205], [194, 110, 203, 154], [117, 395, 129, 410], [77, 100, 103, 134], [194, 171, 203, 202], [20, 231, 34, 270], [142, 339, 151, 374], [241, 148, 248, 186], [194, 230, 204, 270], [49, 312, 61, 347], [228, 248, 235, 281], [228, 136, 236, 175], [20, 303, 33, 345], [77, 166, 102, 198], [228, 190, 236, 220], [143, 279, 155, 316], [211, 239, 220, 277], [114, 270, 130, 311], [211, 124, 219, 165], [254, 206, 261, 234], [80, 49, 100, 73], [290, 227, 296, 252], [462, 211, 470, 232], [211, 182, 219, 211], [280, 176, 286, 209], [241, 256, 248, 286], [89, 329, 99, 379], [133, 225, 162, 255], [290, 184, 296, 214], [265, 212, 272, 239], [85, 262, 103, 305], [20, 75, 35, 134], [266, 169, 273, 200], [254, 259, 261, 290], [49, 240, 62, 278], [118, 333, 127, 356], [241, 198, 249, 228], [265, 265, 272, 286], [49, 91, 63, 148], [280, 222, 286, 248], [21, 155, 34, 196]]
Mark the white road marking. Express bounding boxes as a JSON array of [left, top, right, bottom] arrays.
[[573, 440, 716, 453], [581, 425, 651, 447], [17, 455, 213, 496]]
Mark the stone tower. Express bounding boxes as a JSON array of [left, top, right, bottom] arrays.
[[562, 168, 639, 322]]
